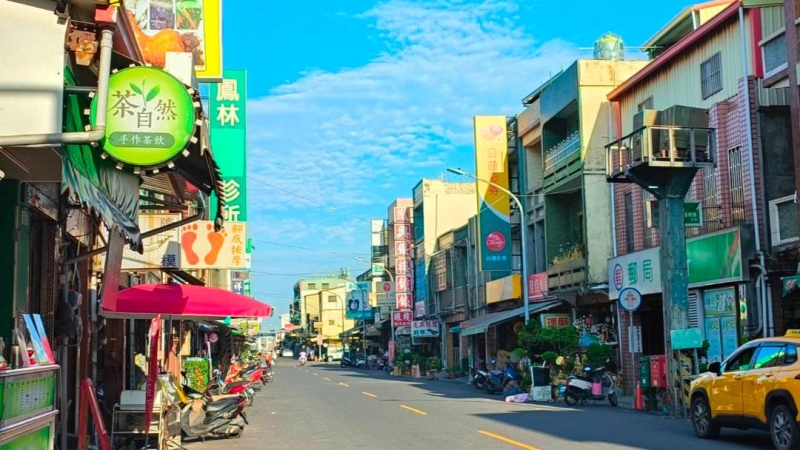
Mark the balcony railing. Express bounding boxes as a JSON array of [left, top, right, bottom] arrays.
[[606, 125, 715, 179], [544, 131, 581, 172]]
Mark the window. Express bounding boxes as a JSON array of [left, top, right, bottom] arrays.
[[637, 96, 654, 111], [728, 146, 746, 225], [723, 347, 756, 372], [307, 283, 316, 289], [787, 345, 798, 364], [624, 192, 635, 253], [327, 295, 337, 303], [328, 320, 335, 326], [701, 52, 723, 99], [761, 32, 788, 77], [643, 190, 656, 248], [702, 166, 721, 232], [769, 195, 800, 246], [753, 345, 785, 369], [322, 283, 330, 289]]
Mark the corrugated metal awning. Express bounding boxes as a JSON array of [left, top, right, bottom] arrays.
[[460, 300, 563, 336]]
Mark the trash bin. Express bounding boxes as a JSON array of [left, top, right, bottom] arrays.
[[639, 356, 651, 389]]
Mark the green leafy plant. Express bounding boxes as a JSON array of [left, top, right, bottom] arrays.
[[585, 343, 614, 369], [517, 319, 579, 356], [427, 357, 442, 371], [183, 357, 209, 391]]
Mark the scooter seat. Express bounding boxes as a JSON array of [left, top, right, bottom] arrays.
[[206, 397, 242, 414]]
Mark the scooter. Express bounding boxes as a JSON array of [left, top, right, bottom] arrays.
[[180, 393, 248, 441], [563, 365, 618, 407], [473, 360, 516, 394]]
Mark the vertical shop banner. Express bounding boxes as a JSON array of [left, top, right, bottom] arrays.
[[393, 206, 414, 309], [473, 116, 512, 271], [123, 0, 222, 81], [209, 69, 247, 222], [145, 315, 162, 435]]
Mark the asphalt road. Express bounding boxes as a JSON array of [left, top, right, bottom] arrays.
[[184, 360, 775, 450]]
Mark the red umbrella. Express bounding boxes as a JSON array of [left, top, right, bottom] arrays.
[[102, 283, 273, 320]]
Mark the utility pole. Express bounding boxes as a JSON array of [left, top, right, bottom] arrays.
[[784, 0, 800, 230], [607, 125, 715, 418]]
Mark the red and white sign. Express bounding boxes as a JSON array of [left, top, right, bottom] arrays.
[[381, 281, 394, 293], [395, 241, 410, 257], [396, 275, 414, 292], [394, 207, 411, 223], [388, 341, 395, 361], [396, 293, 412, 309], [392, 310, 413, 327], [394, 223, 411, 240], [395, 257, 413, 275], [528, 272, 549, 301]]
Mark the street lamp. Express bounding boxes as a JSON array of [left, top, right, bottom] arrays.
[[447, 167, 531, 324], [353, 256, 395, 281]]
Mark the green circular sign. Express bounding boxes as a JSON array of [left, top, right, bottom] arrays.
[[90, 66, 196, 168]]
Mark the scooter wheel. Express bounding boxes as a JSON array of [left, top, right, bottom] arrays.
[[608, 392, 618, 407], [564, 390, 580, 406], [474, 379, 486, 390]]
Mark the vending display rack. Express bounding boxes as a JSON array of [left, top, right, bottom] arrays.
[[0, 365, 59, 450]]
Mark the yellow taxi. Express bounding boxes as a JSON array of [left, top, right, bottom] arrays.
[[690, 331, 800, 450]]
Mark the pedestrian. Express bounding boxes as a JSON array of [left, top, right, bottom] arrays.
[[266, 351, 274, 369]]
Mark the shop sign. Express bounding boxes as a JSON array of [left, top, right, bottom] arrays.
[[209, 69, 248, 221], [486, 274, 521, 304], [122, 0, 222, 81], [607, 226, 753, 299], [179, 221, 247, 269], [608, 247, 660, 300], [411, 320, 439, 338], [392, 310, 412, 328], [90, 66, 198, 169], [474, 115, 512, 271], [396, 293, 412, 309], [528, 272, 548, 301], [232, 279, 245, 295], [541, 314, 570, 328]]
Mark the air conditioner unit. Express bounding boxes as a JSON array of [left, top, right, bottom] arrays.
[[769, 194, 800, 247]]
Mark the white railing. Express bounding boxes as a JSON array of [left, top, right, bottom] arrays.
[[544, 131, 580, 172]]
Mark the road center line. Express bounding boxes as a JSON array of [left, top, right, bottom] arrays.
[[362, 392, 377, 398], [324, 377, 332, 381], [400, 405, 427, 416], [313, 373, 319, 376], [478, 430, 539, 450], [339, 382, 349, 387]]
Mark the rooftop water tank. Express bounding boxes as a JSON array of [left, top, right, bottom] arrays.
[[594, 33, 624, 61]]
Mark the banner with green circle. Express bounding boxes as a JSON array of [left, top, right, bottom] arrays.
[[90, 66, 196, 168]]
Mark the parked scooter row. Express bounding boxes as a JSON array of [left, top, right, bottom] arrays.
[[175, 360, 276, 441]]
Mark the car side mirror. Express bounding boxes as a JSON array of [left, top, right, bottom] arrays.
[[708, 361, 721, 375]]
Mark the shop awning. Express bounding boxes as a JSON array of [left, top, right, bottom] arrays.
[[102, 283, 273, 320], [460, 300, 563, 336], [783, 274, 800, 297]]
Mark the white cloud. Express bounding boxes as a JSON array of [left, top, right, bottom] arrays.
[[246, 0, 580, 304]]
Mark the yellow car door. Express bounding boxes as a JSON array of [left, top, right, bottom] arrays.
[[742, 344, 784, 423], [710, 345, 758, 417]]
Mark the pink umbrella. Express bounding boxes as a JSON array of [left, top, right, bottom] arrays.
[[102, 283, 273, 320]]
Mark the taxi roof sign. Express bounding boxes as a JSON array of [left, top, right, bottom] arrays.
[[786, 330, 800, 337]]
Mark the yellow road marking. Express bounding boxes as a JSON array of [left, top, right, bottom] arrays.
[[313, 373, 319, 376], [362, 392, 377, 398], [478, 430, 540, 450], [400, 405, 427, 416], [324, 377, 332, 381], [304, 370, 309, 373], [339, 382, 349, 387]]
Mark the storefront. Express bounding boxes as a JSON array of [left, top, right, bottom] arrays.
[[609, 225, 756, 392]]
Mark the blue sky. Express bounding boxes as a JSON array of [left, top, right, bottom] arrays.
[[218, 0, 693, 328]]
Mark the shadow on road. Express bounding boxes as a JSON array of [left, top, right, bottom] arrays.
[[304, 364, 773, 450]]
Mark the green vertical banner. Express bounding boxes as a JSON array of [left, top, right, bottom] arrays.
[[208, 69, 247, 222]]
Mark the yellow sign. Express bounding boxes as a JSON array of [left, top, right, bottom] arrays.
[[786, 329, 800, 337], [123, 0, 223, 81]]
